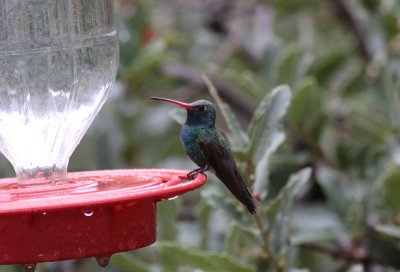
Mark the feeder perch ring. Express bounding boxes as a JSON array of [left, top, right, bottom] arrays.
[[0, 169, 206, 267]]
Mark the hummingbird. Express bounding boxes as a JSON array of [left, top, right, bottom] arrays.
[[150, 97, 256, 214]]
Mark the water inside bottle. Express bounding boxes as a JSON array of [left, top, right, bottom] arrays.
[[0, 33, 119, 182]]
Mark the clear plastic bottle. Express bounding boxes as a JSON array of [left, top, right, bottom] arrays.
[[0, 0, 119, 184]]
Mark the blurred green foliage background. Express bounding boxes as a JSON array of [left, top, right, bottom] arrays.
[[3, 0, 400, 271]]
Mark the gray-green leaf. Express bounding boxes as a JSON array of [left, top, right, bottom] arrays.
[[158, 242, 254, 272], [265, 168, 312, 260], [248, 85, 292, 199]]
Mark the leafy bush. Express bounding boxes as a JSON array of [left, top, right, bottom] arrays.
[[108, 1, 400, 271]]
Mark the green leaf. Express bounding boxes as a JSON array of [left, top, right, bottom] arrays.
[[290, 229, 337, 246], [120, 40, 167, 87], [374, 224, 400, 239], [157, 242, 254, 272], [197, 202, 213, 249], [111, 253, 149, 272], [346, 264, 364, 272], [269, 0, 319, 12], [224, 223, 261, 255], [291, 204, 345, 246], [222, 104, 249, 150], [272, 46, 310, 86], [247, 85, 292, 199], [259, 41, 282, 84], [287, 77, 326, 141], [201, 186, 250, 226], [310, 50, 350, 83], [253, 132, 285, 200], [203, 75, 249, 149], [247, 85, 291, 159], [316, 166, 352, 219], [156, 199, 178, 241], [265, 168, 312, 260], [364, 224, 400, 268], [225, 224, 241, 255], [381, 167, 400, 213]]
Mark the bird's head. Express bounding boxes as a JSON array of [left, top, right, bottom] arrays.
[[150, 97, 216, 126]]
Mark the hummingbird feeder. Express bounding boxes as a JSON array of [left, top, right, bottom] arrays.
[[0, 0, 205, 270]]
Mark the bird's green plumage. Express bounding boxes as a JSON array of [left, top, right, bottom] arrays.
[[181, 125, 209, 168], [181, 125, 230, 169]]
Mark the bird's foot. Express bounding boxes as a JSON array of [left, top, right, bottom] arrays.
[[187, 168, 207, 180]]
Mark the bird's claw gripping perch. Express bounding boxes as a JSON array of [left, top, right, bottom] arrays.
[[187, 168, 207, 180]]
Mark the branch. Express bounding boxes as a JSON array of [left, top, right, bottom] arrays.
[[158, 62, 256, 119], [332, 0, 371, 60], [302, 242, 372, 266], [205, 1, 264, 69], [253, 213, 284, 272]]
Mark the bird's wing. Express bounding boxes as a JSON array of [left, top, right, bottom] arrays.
[[198, 130, 256, 213]]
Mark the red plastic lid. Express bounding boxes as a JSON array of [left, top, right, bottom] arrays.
[[0, 169, 205, 267]]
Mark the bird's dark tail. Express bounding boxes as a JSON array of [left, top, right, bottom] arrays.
[[195, 131, 257, 214], [231, 182, 257, 214], [216, 170, 257, 214]]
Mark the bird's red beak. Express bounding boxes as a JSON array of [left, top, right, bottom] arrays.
[[150, 97, 192, 109]]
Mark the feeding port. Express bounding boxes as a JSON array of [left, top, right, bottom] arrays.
[[0, 0, 206, 269]]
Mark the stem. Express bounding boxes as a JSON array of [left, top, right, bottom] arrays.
[[302, 242, 372, 265], [331, 0, 371, 60], [253, 213, 269, 257], [253, 212, 284, 272], [158, 62, 256, 119]]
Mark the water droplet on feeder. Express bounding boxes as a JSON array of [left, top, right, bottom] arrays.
[[23, 263, 36, 272], [126, 239, 137, 249], [96, 255, 111, 267], [168, 195, 178, 200], [76, 247, 86, 257], [52, 250, 61, 258], [2, 253, 10, 262], [42, 212, 47, 216], [113, 204, 124, 213], [82, 208, 94, 217]]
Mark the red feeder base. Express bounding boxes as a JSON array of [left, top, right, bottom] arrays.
[[0, 169, 206, 266]]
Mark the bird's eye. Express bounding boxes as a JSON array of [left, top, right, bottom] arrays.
[[199, 106, 206, 111]]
